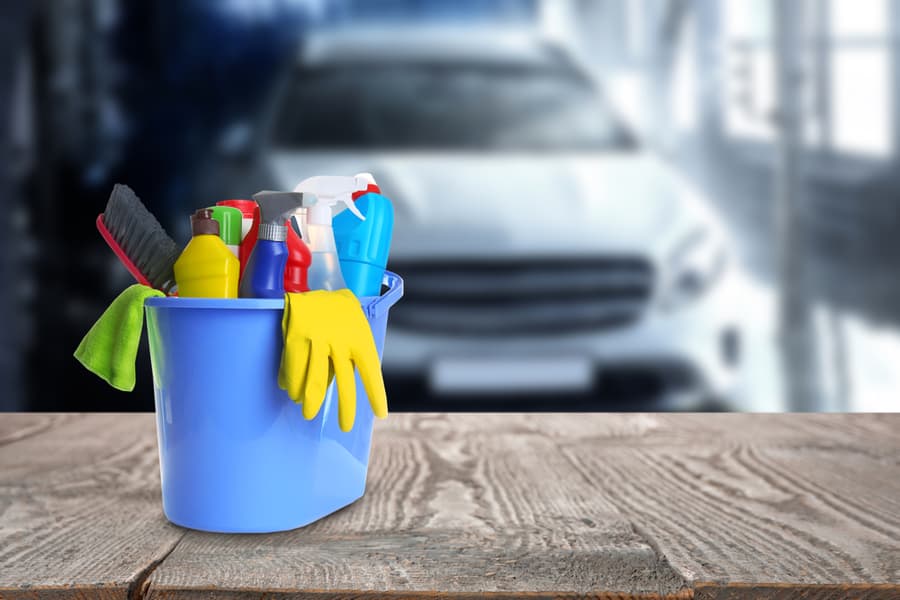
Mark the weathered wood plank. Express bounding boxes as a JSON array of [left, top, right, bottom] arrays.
[[145, 414, 689, 599], [0, 413, 81, 447], [0, 414, 185, 600], [487, 412, 899, 449], [558, 414, 900, 599], [2, 413, 898, 600], [693, 583, 900, 600]]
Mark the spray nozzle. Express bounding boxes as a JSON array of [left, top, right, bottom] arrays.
[[252, 190, 314, 241], [293, 175, 370, 224], [352, 172, 381, 200]]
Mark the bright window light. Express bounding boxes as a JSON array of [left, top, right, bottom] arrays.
[[627, 0, 645, 58], [723, 0, 771, 40], [721, 0, 894, 160], [830, 0, 888, 38], [723, 47, 775, 140], [830, 47, 892, 156], [799, 43, 823, 148], [608, 72, 645, 136], [672, 16, 697, 131]]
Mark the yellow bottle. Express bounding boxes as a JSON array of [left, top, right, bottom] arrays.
[[174, 208, 240, 298]]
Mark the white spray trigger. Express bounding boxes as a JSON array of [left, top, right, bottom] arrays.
[[342, 194, 365, 220], [293, 175, 367, 222]]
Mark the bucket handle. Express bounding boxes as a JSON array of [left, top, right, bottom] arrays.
[[365, 270, 403, 320]]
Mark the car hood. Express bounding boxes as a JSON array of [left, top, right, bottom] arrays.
[[267, 150, 718, 263]]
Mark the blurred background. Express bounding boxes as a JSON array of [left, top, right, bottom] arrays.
[[2, 0, 899, 413]]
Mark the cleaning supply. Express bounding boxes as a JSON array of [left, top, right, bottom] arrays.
[[143, 272, 403, 533], [284, 217, 311, 293], [208, 205, 242, 259], [96, 184, 180, 294], [174, 209, 240, 298], [239, 191, 311, 298], [74, 283, 165, 391], [216, 199, 259, 279], [334, 173, 394, 297], [292, 175, 368, 291], [279, 288, 388, 432]]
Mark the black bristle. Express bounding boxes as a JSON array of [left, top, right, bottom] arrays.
[[102, 184, 178, 293]]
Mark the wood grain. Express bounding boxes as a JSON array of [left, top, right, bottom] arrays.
[[556, 414, 900, 599], [692, 583, 900, 600], [0, 413, 79, 447], [1, 413, 898, 600], [144, 417, 689, 599], [0, 414, 185, 600]]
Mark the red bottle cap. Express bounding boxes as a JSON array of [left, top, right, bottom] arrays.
[[351, 183, 381, 201]]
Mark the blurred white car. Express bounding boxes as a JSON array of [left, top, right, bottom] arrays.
[[259, 26, 749, 409]]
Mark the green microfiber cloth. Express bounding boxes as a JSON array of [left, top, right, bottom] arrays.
[[74, 283, 164, 391]]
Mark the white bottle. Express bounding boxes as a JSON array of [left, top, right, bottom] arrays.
[[292, 175, 368, 291]]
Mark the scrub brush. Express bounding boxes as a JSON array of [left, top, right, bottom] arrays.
[[97, 184, 180, 294]]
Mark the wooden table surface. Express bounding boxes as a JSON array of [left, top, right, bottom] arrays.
[[0, 413, 898, 600]]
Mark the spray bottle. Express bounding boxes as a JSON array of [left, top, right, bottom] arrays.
[[239, 191, 311, 298], [284, 216, 312, 293], [333, 173, 394, 297], [292, 175, 368, 291]]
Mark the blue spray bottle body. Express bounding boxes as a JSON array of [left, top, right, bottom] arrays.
[[240, 238, 289, 298], [239, 191, 311, 298], [333, 174, 394, 297]]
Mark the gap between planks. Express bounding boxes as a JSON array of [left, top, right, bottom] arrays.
[[131, 532, 187, 600]]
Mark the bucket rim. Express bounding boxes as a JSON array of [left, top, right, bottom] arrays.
[[144, 296, 284, 310], [145, 271, 403, 313]]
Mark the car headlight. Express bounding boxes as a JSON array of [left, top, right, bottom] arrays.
[[659, 228, 727, 310]]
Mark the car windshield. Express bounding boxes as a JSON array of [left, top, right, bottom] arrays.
[[270, 63, 635, 150]]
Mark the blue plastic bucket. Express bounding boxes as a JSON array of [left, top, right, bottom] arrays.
[[144, 272, 403, 533]]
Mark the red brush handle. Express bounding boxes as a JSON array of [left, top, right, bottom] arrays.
[[96, 213, 154, 288]]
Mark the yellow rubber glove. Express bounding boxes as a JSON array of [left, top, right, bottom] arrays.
[[278, 289, 388, 432]]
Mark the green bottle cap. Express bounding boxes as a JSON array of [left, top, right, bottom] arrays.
[[208, 206, 242, 246]]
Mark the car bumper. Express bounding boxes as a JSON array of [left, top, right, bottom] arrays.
[[381, 267, 748, 409]]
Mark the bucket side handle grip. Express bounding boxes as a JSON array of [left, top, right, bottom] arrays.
[[365, 271, 403, 320]]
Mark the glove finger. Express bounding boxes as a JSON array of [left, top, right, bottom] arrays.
[[281, 293, 292, 333], [302, 341, 330, 421], [281, 335, 311, 404], [332, 350, 357, 432], [278, 298, 291, 390], [352, 337, 387, 419]]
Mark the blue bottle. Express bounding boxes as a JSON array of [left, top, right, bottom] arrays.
[[333, 174, 394, 297], [239, 191, 310, 298]]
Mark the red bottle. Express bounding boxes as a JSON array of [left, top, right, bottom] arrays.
[[284, 217, 311, 293]]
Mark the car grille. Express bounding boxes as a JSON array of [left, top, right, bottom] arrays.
[[388, 257, 655, 336]]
